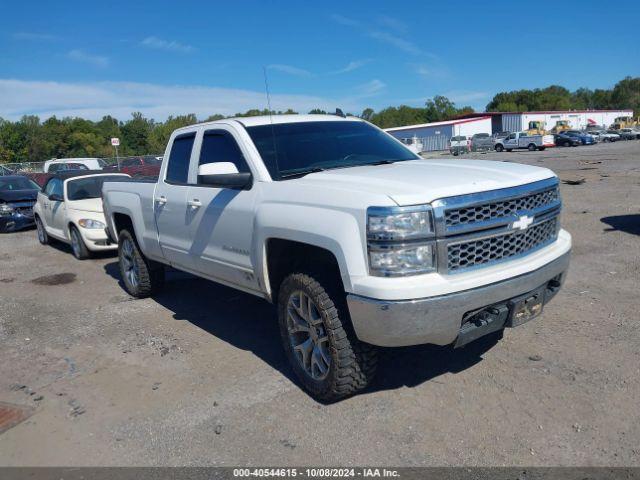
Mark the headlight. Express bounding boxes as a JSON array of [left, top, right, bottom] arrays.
[[0, 204, 15, 216], [369, 243, 435, 277], [367, 205, 436, 276], [367, 205, 433, 240], [78, 219, 105, 229]]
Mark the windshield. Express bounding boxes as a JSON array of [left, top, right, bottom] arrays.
[[245, 121, 418, 179], [0, 176, 40, 191], [66, 175, 127, 201]]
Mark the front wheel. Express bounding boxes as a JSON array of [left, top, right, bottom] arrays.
[[494, 144, 504, 152], [118, 229, 164, 298], [278, 273, 377, 402], [35, 215, 50, 245], [70, 225, 91, 260]]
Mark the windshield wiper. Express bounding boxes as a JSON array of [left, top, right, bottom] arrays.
[[279, 167, 326, 179]]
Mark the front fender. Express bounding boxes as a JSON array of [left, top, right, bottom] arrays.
[[253, 203, 367, 297]]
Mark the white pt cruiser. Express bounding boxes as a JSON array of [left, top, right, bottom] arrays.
[[102, 115, 571, 401], [34, 172, 129, 259]]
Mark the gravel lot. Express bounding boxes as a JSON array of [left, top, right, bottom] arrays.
[[0, 140, 639, 466]]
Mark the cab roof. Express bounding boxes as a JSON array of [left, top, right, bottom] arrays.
[[173, 114, 363, 133]]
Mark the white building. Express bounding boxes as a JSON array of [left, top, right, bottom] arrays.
[[384, 116, 492, 152]]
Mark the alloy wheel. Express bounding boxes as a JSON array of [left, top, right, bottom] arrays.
[[286, 290, 331, 381], [121, 238, 139, 288]]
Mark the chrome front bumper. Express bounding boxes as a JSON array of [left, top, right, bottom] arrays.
[[347, 251, 570, 347]]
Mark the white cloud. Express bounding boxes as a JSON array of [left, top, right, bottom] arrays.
[[12, 32, 58, 41], [330, 14, 360, 27], [331, 13, 423, 56], [66, 50, 109, 68], [267, 64, 313, 77], [376, 15, 408, 33], [0, 79, 368, 121], [140, 36, 194, 53], [368, 31, 421, 55], [329, 59, 371, 75], [355, 79, 386, 98], [411, 63, 449, 79]]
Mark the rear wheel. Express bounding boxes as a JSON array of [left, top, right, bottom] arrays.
[[118, 229, 164, 298], [538, 147, 546, 151], [35, 215, 49, 245], [527, 143, 536, 151], [70, 226, 90, 260], [278, 272, 377, 402]]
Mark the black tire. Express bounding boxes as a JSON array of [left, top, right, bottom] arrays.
[[563, 141, 571, 147], [538, 146, 546, 151], [118, 229, 164, 298], [70, 225, 91, 260], [494, 144, 504, 152], [35, 215, 50, 245], [278, 272, 377, 402], [506, 149, 513, 152], [527, 143, 536, 151]]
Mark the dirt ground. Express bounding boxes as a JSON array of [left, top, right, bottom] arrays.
[[0, 140, 639, 466]]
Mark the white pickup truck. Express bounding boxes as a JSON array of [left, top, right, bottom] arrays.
[[494, 131, 556, 152], [102, 114, 571, 401]]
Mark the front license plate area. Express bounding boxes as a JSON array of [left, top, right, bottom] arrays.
[[507, 287, 544, 327]]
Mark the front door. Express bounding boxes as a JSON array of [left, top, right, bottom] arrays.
[[186, 128, 259, 291], [154, 132, 197, 268]]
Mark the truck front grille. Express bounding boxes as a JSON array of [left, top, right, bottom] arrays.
[[446, 217, 558, 272], [432, 178, 562, 274], [444, 185, 558, 229]]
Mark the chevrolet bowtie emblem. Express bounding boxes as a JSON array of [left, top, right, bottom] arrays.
[[512, 215, 534, 231]]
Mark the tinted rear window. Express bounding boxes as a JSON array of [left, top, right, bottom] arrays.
[[451, 136, 467, 141], [67, 175, 128, 200], [166, 134, 195, 183]]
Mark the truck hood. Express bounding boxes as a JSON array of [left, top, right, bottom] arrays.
[[296, 159, 555, 206], [0, 189, 38, 203]]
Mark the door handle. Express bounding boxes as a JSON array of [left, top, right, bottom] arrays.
[[155, 196, 167, 205], [187, 199, 202, 208]]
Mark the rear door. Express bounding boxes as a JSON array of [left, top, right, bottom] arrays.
[[154, 132, 198, 268], [185, 127, 259, 291]]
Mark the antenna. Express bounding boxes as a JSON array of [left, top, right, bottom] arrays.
[[262, 66, 281, 178]]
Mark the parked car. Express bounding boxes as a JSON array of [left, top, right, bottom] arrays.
[[617, 128, 640, 140], [608, 129, 635, 140], [102, 114, 571, 401], [469, 133, 493, 152], [449, 135, 470, 155], [43, 158, 107, 173], [0, 175, 40, 233], [33, 172, 130, 259], [553, 133, 581, 147], [563, 131, 595, 145], [588, 130, 619, 142], [494, 131, 555, 152], [106, 155, 163, 177]]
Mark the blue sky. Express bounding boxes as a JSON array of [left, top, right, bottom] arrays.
[[1, 0, 638, 121]]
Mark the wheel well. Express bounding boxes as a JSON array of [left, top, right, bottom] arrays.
[[112, 213, 134, 238], [266, 239, 343, 303]]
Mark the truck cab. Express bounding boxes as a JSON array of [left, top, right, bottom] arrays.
[[102, 115, 571, 401]]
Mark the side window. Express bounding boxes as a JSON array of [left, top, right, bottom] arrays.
[[199, 130, 250, 173], [45, 179, 63, 198], [508, 133, 516, 140], [166, 133, 195, 183]]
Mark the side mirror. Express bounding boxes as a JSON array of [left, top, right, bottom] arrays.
[[197, 162, 252, 190], [48, 193, 63, 202]]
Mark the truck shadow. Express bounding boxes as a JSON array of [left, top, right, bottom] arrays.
[[104, 262, 499, 399], [601, 214, 640, 236]]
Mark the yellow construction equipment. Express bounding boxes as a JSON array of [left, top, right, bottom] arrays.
[[526, 120, 546, 135], [550, 120, 571, 133], [610, 116, 639, 130]]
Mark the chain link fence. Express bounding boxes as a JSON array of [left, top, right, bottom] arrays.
[[0, 155, 162, 177]]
